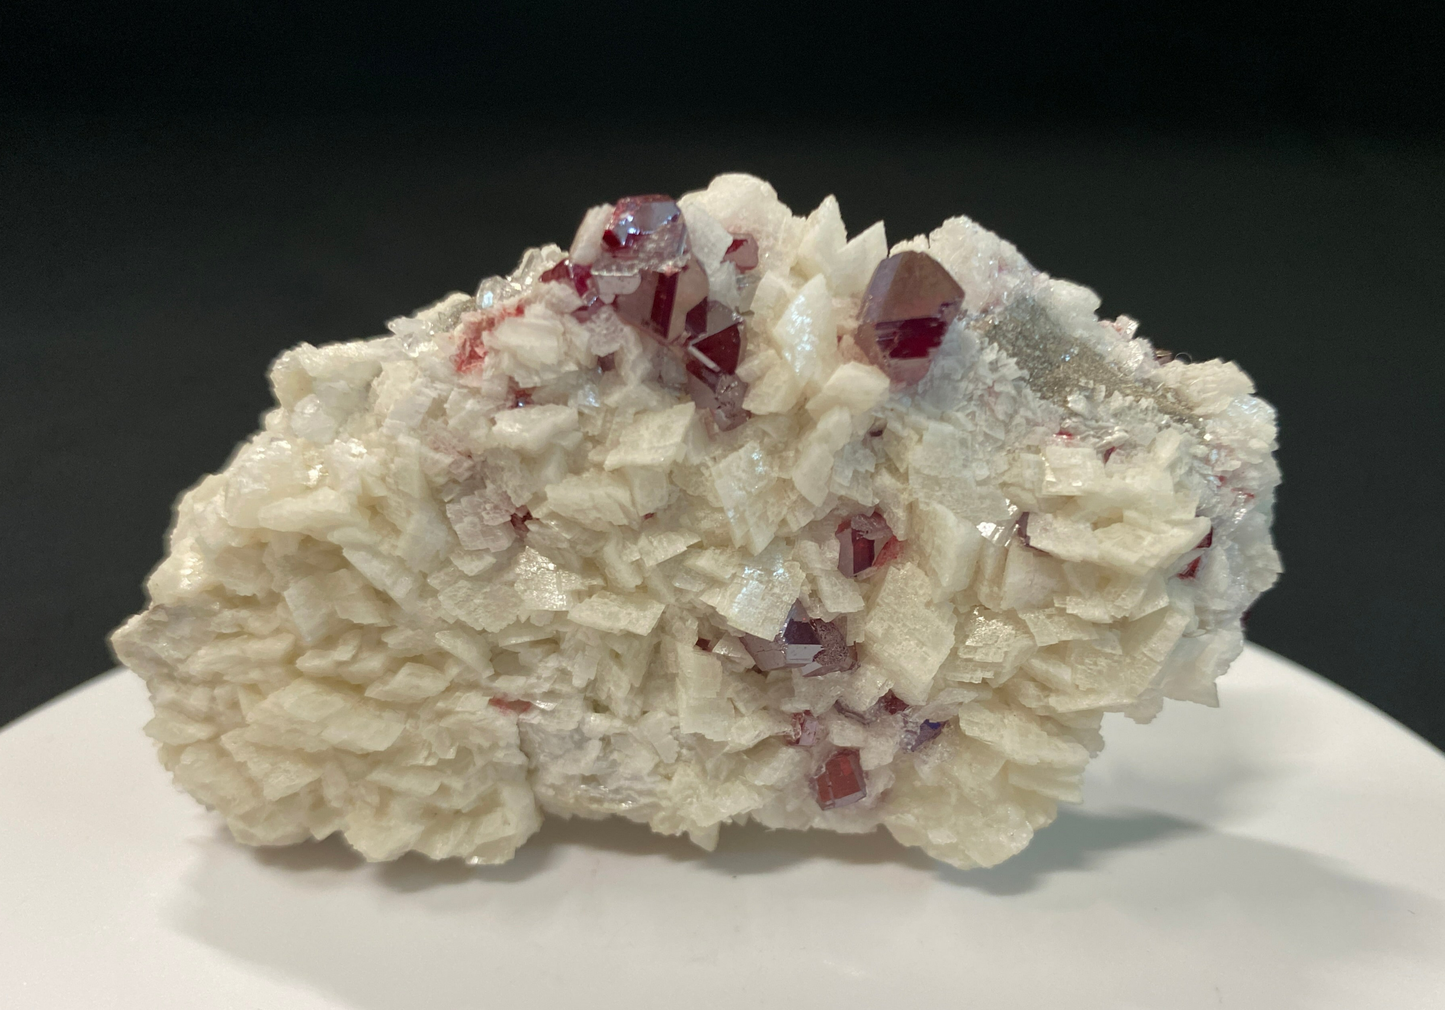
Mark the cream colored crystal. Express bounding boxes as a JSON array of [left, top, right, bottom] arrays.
[[112, 174, 1280, 870]]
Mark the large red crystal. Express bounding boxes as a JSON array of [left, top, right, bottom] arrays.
[[611, 255, 710, 345], [813, 749, 866, 809], [855, 251, 965, 385], [836, 511, 897, 577]]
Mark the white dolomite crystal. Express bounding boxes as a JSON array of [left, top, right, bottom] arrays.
[[111, 175, 1280, 869]]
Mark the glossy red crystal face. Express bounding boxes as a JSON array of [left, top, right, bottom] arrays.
[[740, 601, 857, 677], [855, 251, 965, 385], [837, 512, 897, 577], [611, 255, 709, 345], [812, 749, 866, 809], [722, 234, 759, 271]]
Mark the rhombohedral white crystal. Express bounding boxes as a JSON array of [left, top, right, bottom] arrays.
[[111, 175, 1281, 869]]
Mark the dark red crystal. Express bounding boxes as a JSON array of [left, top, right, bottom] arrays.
[[855, 251, 964, 385], [1197, 527, 1214, 550], [879, 691, 908, 715], [685, 301, 745, 376], [812, 749, 866, 810], [836, 512, 897, 577], [509, 509, 532, 538], [1179, 556, 1202, 579], [722, 234, 759, 271]]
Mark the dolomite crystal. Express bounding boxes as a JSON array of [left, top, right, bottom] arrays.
[[111, 174, 1281, 870]]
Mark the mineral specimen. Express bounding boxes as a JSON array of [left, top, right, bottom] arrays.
[[111, 174, 1281, 870]]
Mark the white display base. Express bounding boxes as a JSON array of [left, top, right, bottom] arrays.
[[3, 645, 1443, 1009]]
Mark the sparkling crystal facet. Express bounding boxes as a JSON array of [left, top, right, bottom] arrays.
[[902, 719, 945, 751], [855, 251, 965, 385], [813, 749, 866, 809], [739, 601, 856, 676]]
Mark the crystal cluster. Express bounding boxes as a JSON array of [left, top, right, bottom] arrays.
[[111, 174, 1281, 869]]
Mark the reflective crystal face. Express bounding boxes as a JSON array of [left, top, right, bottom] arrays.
[[722, 234, 758, 271], [855, 251, 965, 385], [611, 255, 709, 345], [902, 719, 945, 751], [813, 749, 866, 809], [740, 601, 856, 676], [598, 195, 689, 270]]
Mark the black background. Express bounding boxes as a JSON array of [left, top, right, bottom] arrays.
[[2, 2, 1443, 747]]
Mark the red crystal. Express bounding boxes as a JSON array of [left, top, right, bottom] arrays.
[[685, 301, 745, 376], [739, 601, 856, 676], [812, 749, 866, 810], [855, 251, 964, 385], [788, 710, 821, 747], [722, 234, 759, 271], [879, 691, 908, 715], [509, 509, 532, 538], [602, 196, 686, 260], [596, 353, 615, 372], [1179, 556, 1202, 579], [611, 255, 710, 345], [489, 697, 532, 714], [696, 638, 712, 651], [1197, 527, 1214, 550], [836, 511, 896, 577]]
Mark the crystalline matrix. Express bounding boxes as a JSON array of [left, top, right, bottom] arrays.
[[111, 176, 1281, 869]]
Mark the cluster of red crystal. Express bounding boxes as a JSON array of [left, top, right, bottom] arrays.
[[543, 195, 756, 431], [739, 601, 856, 677], [855, 251, 965, 385], [812, 748, 866, 810], [836, 511, 901, 577]]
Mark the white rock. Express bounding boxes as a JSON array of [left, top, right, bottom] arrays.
[[111, 174, 1281, 871]]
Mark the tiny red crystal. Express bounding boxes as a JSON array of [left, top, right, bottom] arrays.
[[813, 749, 866, 810], [489, 697, 532, 714], [722, 234, 759, 271], [836, 511, 897, 577]]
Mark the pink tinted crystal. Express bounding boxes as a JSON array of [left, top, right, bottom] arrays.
[[686, 369, 750, 432], [739, 601, 856, 676], [855, 251, 965, 385], [722, 234, 759, 271], [611, 255, 709, 345], [684, 301, 745, 375], [600, 195, 688, 267], [836, 511, 896, 577], [789, 710, 821, 747], [813, 749, 866, 809]]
